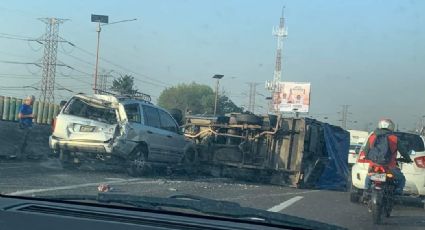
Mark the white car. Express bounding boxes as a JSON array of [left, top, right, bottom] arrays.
[[347, 130, 369, 166], [350, 132, 425, 202], [348, 144, 362, 165], [49, 93, 197, 175]]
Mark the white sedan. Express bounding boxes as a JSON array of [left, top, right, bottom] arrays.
[[350, 132, 425, 202]]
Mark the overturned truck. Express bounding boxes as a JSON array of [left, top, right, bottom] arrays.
[[184, 114, 350, 190]]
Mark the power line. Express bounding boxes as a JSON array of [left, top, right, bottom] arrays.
[[0, 32, 34, 39], [0, 60, 41, 66], [72, 45, 169, 87], [60, 48, 167, 88], [58, 50, 95, 68]]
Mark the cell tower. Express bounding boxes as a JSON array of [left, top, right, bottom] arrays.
[[265, 7, 288, 110], [39, 18, 67, 103]]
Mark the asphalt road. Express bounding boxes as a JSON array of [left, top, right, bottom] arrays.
[[0, 158, 424, 230]]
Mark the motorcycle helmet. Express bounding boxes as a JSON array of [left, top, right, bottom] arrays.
[[378, 118, 395, 131]]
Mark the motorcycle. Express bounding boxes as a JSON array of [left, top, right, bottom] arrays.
[[367, 158, 411, 224]]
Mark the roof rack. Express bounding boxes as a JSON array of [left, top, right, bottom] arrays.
[[94, 89, 152, 103]]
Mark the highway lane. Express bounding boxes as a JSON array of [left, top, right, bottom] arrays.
[[0, 158, 424, 229]]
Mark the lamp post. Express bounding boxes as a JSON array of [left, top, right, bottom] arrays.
[[91, 14, 137, 93], [212, 74, 224, 116]]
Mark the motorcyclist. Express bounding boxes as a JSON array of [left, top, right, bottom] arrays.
[[363, 119, 412, 195]]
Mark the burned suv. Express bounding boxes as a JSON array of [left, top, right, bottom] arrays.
[[49, 93, 196, 175]]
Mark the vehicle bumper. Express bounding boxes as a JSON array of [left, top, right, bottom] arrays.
[[348, 153, 357, 165], [351, 163, 369, 190], [49, 136, 113, 154], [404, 173, 425, 196]]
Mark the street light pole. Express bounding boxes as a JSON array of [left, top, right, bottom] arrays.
[[91, 14, 137, 94], [213, 74, 224, 116]]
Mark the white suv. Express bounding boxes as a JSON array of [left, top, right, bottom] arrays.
[[49, 93, 197, 175], [350, 132, 425, 202]]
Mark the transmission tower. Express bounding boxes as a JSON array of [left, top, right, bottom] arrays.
[[265, 6, 288, 113], [340, 105, 350, 129], [39, 18, 67, 103], [247, 82, 261, 113], [98, 72, 111, 94]]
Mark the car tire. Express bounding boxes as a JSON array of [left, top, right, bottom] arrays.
[[59, 150, 77, 169], [350, 183, 361, 203], [127, 145, 149, 177]]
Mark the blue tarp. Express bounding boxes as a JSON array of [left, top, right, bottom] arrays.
[[315, 124, 350, 191]]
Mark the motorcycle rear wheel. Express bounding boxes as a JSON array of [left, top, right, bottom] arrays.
[[384, 198, 393, 217], [372, 202, 383, 224]]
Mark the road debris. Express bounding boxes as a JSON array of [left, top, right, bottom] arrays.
[[98, 184, 112, 192]]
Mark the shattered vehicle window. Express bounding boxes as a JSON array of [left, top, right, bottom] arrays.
[[0, 1, 424, 230], [63, 97, 117, 124], [124, 104, 141, 123]]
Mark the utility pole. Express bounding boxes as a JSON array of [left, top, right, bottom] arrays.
[[247, 82, 261, 113], [265, 6, 287, 114], [39, 18, 68, 103]]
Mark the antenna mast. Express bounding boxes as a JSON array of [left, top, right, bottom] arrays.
[[265, 7, 288, 112]]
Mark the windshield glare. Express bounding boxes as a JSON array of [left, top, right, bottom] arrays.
[[0, 1, 424, 230]]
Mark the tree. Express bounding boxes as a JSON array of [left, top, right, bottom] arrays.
[[110, 75, 137, 95], [218, 95, 244, 114], [158, 82, 243, 115]]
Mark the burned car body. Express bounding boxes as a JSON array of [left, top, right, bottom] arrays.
[[49, 93, 196, 174]]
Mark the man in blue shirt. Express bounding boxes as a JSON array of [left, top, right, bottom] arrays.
[[17, 95, 36, 159], [18, 95, 35, 129]]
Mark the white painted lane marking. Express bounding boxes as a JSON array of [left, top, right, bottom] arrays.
[[267, 196, 304, 212], [6, 179, 159, 196], [104, 178, 126, 182]]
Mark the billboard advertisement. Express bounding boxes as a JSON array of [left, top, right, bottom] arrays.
[[272, 82, 311, 113]]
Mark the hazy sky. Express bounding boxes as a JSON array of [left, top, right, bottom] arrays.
[[0, 0, 424, 130]]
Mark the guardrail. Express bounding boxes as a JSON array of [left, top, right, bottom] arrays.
[[0, 96, 60, 125]]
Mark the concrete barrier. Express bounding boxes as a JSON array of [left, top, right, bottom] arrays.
[[0, 120, 52, 159]]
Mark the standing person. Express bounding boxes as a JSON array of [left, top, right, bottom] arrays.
[[18, 95, 36, 129], [363, 119, 412, 195], [17, 95, 36, 159]]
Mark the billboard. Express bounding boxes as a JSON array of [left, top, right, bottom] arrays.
[[272, 82, 311, 113]]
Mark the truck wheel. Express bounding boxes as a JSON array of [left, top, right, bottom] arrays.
[[350, 183, 361, 203], [127, 145, 149, 177], [235, 114, 262, 125], [59, 150, 77, 169]]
